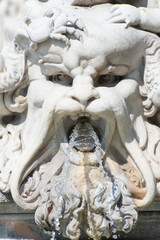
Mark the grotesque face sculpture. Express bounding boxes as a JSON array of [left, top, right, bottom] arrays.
[[0, 1, 160, 240]]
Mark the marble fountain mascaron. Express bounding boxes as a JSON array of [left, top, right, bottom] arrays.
[[1, 0, 160, 239]]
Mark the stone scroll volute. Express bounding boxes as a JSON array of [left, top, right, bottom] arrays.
[[1, 0, 160, 239]]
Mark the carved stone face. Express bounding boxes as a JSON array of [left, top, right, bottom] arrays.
[[1, 2, 160, 240], [23, 27, 147, 238]]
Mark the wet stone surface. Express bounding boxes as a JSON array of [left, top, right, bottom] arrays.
[[69, 119, 99, 152]]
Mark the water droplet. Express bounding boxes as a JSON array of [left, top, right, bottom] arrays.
[[69, 121, 106, 184], [50, 231, 56, 240], [54, 217, 60, 231], [113, 234, 118, 239], [69, 121, 97, 152]]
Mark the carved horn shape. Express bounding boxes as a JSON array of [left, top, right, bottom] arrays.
[[10, 87, 67, 210], [10, 142, 64, 210], [10, 109, 56, 210], [115, 99, 156, 208], [89, 87, 155, 208]]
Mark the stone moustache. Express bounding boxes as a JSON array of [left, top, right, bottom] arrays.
[[0, 0, 160, 239]]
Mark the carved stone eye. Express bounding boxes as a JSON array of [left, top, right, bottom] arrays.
[[98, 75, 120, 87], [51, 74, 73, 86]]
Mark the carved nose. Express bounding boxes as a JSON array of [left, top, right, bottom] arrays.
[[70, 85, 99, 106]]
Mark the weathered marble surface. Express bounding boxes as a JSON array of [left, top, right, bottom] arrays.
[[1, 0, 160, 239]]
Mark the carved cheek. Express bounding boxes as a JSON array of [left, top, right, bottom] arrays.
[[115, 79, 139, 101], [56, 97, 82, 112]]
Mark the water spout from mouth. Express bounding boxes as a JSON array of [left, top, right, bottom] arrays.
[[69, 117, 105, 179], [69, 117, 100, 152]]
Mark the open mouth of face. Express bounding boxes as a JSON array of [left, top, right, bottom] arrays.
[[56, 114, 109, 157], [68, 117, 101, 152]]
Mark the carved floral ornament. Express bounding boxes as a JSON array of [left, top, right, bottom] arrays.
[[1, 0, 160, 239]]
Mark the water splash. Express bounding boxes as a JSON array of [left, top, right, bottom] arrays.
[[69, 120, 105, 181], [113, 234, 118, 239], [112, 184, 120, 199], [54, 217, 60, 231], [69, 120, 97, 152], [53, 195, 64, 231], [112, 228, 118, 239], [51, 201, 62, 231], [95, 144, 105, 182], [53, 175, 66, 231], [112, 228, 117, 234], [50, 231, 56, 240]]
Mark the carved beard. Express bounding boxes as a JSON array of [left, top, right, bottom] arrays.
[[28, 146, 137, 240], [21, 119, 138, 239]]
